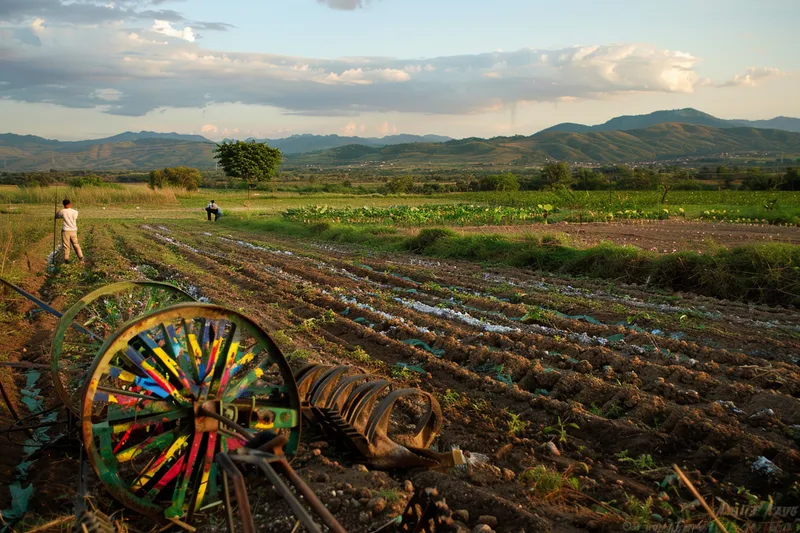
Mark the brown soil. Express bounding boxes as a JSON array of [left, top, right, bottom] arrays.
[[2, 222, 799, 533]]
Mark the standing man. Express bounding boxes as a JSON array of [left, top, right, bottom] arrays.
[[205, 200, 221, 222], [56, 198, 84, 264]]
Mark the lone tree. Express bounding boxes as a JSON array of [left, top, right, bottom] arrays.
[[213, 140, 282, 193]]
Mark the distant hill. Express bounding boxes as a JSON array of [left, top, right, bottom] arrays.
[[250, 133, 452, 154], [287, 123, 800, 166], [2, 120, 799, 170], [0, 134, 216, 171], [67, 131, 211, 146], [540, 108, 800, 134]]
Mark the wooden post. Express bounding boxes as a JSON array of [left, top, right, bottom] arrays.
[[52, 193, 58, 264]]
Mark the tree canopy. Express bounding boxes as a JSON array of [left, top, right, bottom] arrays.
[[148, 166, 203, 191], [213, 141, 282, 185], [478, 172, 520, 192], [540, 162, 572, 189]]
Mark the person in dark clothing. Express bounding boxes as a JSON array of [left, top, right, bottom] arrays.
[[205, 200, 221, 221]]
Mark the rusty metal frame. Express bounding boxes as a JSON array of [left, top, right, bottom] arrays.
[[215, 445, 346, 533], [297, 364, 453, 470]]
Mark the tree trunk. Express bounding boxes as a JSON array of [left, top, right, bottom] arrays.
[[660, 184, 671, 204]]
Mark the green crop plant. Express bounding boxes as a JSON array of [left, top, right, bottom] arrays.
[[507, 412, 530, 436], [299, 318, 319, 332], [519, 465, 564, 498], [616, 451, 657, 473], [537, 204, 553, 223], [377, 489, 402, 504], [287, 349, 311, 363], [440, 389, 465, 408], [588, 403, 603, 416], [543, 417, 580, 444], [390, 365, 415, 381], [471, 397, 489, 413], [625, 495, 654, 527], [321, 308, 336, 324], [348, 347, 371, 364]]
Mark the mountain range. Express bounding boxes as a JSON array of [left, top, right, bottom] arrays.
[[247, 134, 452, 154], [288, 123, 800, 166], [540, 108, 800, 134], [1, 109, 799, 171]]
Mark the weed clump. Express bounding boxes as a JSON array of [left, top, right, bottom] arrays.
[[405, 228, 457, 254]]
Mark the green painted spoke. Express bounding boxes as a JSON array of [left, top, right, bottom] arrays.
[[115, 429, 179, 463], [134, 331, 194, 393], [98, 407, 188, 432]]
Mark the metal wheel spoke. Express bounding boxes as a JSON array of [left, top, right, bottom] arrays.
[[115, 428, 179, 463], [99, 407, 188, 433], [82, 303, 300, 521], [54, 281, 195, 414], [165, 430, 205, 518], [223, 352, 279, 402], [123, 346, 188, 404], [191, 433, 217, 511], [131, 430, 191, 493], [133, 330, 194, 393], [97, 385, 168, 403], [208, 323, 238, 399]]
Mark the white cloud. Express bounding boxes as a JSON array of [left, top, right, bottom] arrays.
[[0, 0, 233, 31], [31, 18, 47, 33], [317, 0, 371, 10], [151, 19, 195, 42], [91, 88, 122, 101], [200, 124, 218, 134], [0, 23, 778, 120], [719, 67, 784, 87]]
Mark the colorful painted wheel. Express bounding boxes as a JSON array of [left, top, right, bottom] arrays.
[[81, 303, 301, 521], [51, 281, 195, 415]]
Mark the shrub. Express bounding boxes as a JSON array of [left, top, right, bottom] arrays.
[[405, 228, 458, 253], [149, 166, 203, 191], [479, 173, 520, 192]]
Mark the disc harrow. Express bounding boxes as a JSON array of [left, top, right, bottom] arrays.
[[295, 364, 465, 470]]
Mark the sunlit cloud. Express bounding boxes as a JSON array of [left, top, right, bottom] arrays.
[[0, 21, 725, 120], [719, 67, 784, 87]]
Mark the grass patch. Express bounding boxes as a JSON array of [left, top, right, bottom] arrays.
[[0, 184, 179, 206], [222, 216, 800, 306]]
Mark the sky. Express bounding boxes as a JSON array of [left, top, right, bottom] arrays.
[[0, 0, 798, 141]]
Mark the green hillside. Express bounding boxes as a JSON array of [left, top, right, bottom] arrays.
[[0, 136, 216, 171], [539, 108, 800, 134], [2, 122, 799, 171], [288, 123, 800, 166]]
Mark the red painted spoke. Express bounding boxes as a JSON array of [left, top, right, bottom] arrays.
[[135, 330, 194, 393]]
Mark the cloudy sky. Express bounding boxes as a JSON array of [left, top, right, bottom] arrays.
[[1, 0, 797, 140]]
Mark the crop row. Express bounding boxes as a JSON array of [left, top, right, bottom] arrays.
[[283, 204, 678, 226]]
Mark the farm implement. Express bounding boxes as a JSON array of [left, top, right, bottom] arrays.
[[0, 278, 460, 532]]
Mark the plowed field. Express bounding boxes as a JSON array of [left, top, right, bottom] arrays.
[[2, 221, 799, 533]]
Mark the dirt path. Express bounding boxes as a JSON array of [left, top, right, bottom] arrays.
[[442, 219, 800, 252]]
